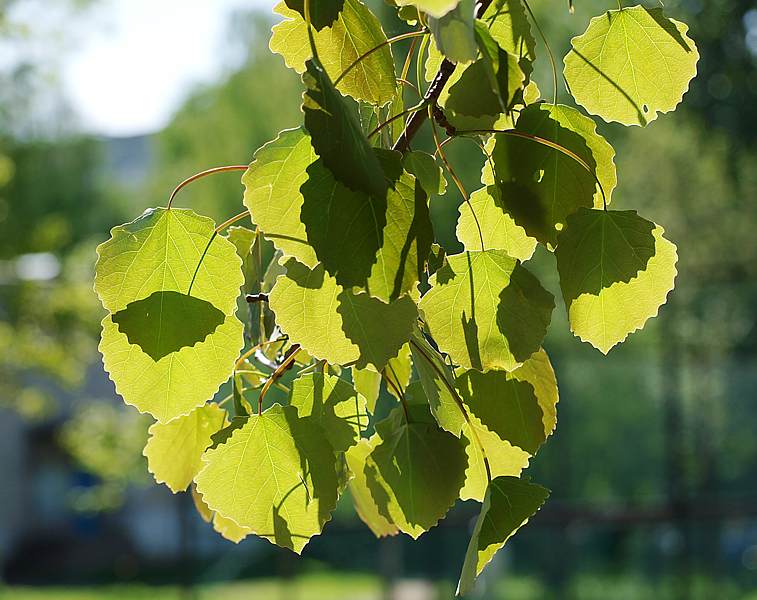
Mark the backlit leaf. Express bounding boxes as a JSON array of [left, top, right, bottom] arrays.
[[195, 404, 339, 553], [563, 6, 698, 126], [283, 0, 344, 30], [555, 208, 677, 353], [242, 128, 319, 268], [395, 0, 461, 19], [366, 405, 467, 538], [457, 476, 549, 595], [486, 103, 617, 247], [419, 250, 554, 372], [143, 404, 227, 493], [270, 0, 396, 105], [456, 186, 537, 261], [290, 372, 369, 452], [95, 208, 244, 422], [429, 0, 477, 64]]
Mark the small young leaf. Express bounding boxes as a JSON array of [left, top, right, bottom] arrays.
[[195, 404, 339, 554], [143, 404, 227, 493], [383, 343, 412, 401], [457, 476, 549, 595], [555, 209, 678, 353], [419, 250, 554, 372], [352, 367, 381, 414], [563, 6, 698, 126]]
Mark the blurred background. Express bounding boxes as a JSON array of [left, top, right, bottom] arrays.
[[0, 0, 755, 598]]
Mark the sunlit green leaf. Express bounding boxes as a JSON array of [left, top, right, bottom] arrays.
[[270, 0, 396, 105], [290, 372, 369, 452], [457, 476, 549, 595], [144, 404, 227, 493], [195, 404, 338, 553], [429, 0, 477, 64], [419, 250, 554, 372], [396, 0, 461, 19], [563, 6, 698, 126], [555, 208, 677, 353]]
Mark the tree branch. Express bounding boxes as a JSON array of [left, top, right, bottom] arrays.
[[392, 0, 494, 152]]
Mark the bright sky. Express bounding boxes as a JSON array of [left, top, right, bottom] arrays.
[[7, 0, 277, 137]]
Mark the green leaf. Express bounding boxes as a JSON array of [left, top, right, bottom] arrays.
[[456, 186, 537, 261], [290, 372, 369, 453], [485, 103, 617, 247], [429, 0, 477, 64], [365, 405, 467, 538], [212, 512, 253, 544], [242, 128, 319, 268], [424, 0, 535, 82], [419, 250, 554, 372], [352, 367, 381, 413], [395, 0, 461, 19], [302, 59, 389, 198], [409, 328, 466, 437], [300, 159, 432, 302], [270, 0, 397, 105], [555, 208, 677, 353], [195, 404, 339, 553], [563, 6, 698, 126], [456, 348, 558, 455], [143, 404, 227, 493], [345, 438, 399, 537], [457, 476, 549, 595], [95, 208, 244, 422], [445, 51, 524, 118], [404, 151, 447, 196], [269, 260, 417, 370], [283, 0, 344, 30]]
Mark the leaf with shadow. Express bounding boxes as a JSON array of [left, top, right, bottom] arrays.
[[284, 0, 344, 30], [488, 103, 616, 247], [456, 371, 543, 454], [112, 291, 225, 361]]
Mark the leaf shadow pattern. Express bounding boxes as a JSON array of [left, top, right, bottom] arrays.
[[567, 48, 647, 126], [461, 252, 483, 370], [112, 290, 225, 361], [457, 371, 545, 455], [643, 7, 693, 53], [491, 107, 602, 245], [496, 266, 554, 365], [557, 210, 656, 306], [284, 0, 344, 31]]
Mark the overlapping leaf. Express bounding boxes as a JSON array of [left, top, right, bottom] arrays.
[[457, 477, 549, 595], [456, 186, 537, 261], [345, 438, 399, 537], [195, 404, 338, 553], [143, 404, 227, 493], [555, 209, 677, 353], [283, 0, 344, 30], [242, 128, 318, 267], [302, 59, 388, 198], [563, 6, 698, 126], [429, 0, 477, 64], [365, 405, 467, 538], [270, 0, 396, 105], [300, 159, 432, 301], [290, 372, 369, 452], [95, 208, 244, 422], [269, 260, 417, 370], [419, 250, 554, 372], [396, 0, 461, 19], [485, 103, 617, 247]]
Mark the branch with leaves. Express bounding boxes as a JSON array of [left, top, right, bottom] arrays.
[[92, 0, 698, 593]]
